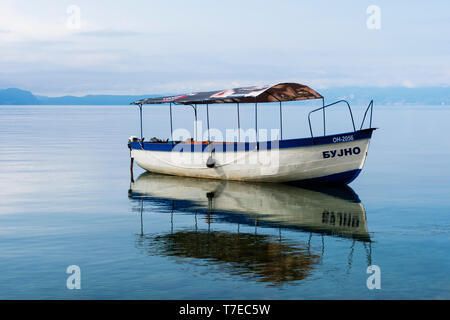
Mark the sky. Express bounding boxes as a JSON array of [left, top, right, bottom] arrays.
[[0, 0, 449, 96]]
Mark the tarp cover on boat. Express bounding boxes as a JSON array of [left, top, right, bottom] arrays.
[[132, 83, 323, 105]]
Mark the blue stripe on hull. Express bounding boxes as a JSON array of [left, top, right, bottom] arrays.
[[130, 128, 375, 152], [292, 169, 362, 185]]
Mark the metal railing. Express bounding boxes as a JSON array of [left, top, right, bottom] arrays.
[[360, 100, 374, 130], [308, 100, 356, 138]]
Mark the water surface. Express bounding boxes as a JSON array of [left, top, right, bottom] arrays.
[[0, 105, 449, 299]]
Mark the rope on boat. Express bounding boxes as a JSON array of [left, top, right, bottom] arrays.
[[142, 149, 259, 169]]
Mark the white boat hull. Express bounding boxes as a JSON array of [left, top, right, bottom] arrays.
[[130, 129, 375, 184]]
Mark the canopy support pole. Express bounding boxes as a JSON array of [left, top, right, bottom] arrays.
[[169, 102, 174, 144], [322, 98, 326, 136], [139, 103, 143, 140], [279, 101, 283, 140], [194, 104, 198, 141], [206, 103, 210, 142], [267, 93, 283, 140], [236, 102, 240, 142], [255, 98, 258, 147], [185, 104, 198, 140]]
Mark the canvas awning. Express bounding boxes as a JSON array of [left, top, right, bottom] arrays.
[[132, 83, 323, 105]]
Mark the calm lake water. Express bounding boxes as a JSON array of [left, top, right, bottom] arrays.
[[0, 104, 449, 299]]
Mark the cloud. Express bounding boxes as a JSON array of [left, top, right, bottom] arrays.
[[73, 30, 142, 37], [0, 1, 449, 95], [402, 80, 415, 88]]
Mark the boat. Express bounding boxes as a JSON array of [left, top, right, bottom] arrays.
[[129, 83, 375, 184]]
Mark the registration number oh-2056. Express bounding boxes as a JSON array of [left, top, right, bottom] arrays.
[[332, 135, 354, 143]]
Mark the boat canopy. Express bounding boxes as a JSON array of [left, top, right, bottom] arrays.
[[132, 82, 323, 105]]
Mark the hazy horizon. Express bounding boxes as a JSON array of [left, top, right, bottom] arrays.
[[0, 85, 446, 99]]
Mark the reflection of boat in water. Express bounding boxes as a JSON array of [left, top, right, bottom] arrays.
[[130, 172, 371, 242], [140, 230, 320, 286], [129, 173, 373, 286]]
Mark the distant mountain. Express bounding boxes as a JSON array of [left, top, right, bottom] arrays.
[[0, 88, 39, 105], [35, 94, 158, 105], [0, 86, 449, 105], [319, 87, 450, 106], [0, 88, 158, 105]]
